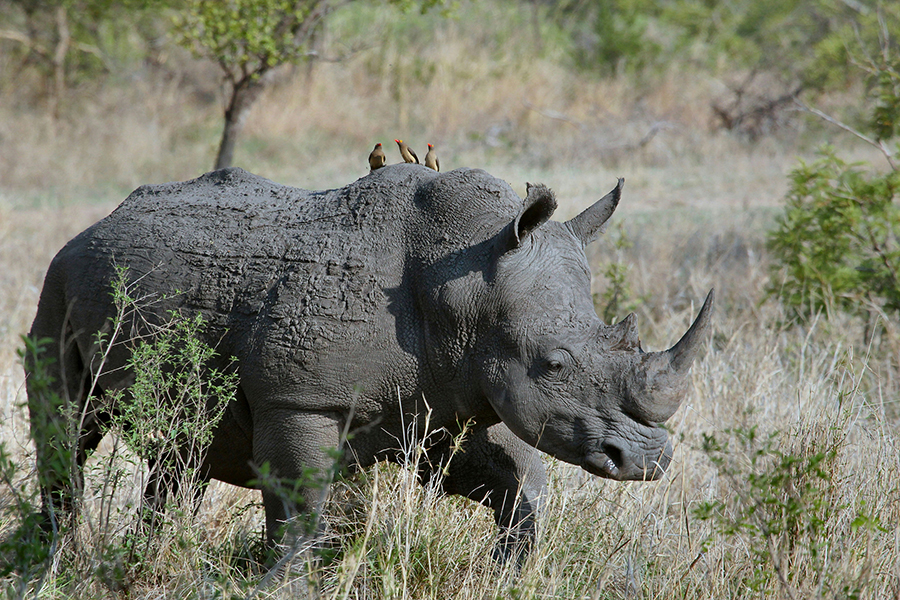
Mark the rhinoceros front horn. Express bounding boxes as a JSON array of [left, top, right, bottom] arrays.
[[666, 288, 715, 373], [566, 178, 624, 245], [636, 289, 715, 422]]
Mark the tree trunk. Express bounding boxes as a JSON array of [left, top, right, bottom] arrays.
[[50, 5, 70, 120], [214, 73, 269, 170]]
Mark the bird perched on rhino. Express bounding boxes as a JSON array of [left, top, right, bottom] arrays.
[[395, 139, 418, 164], [368, 143, 386, 171], [424, 143, 439, 172]]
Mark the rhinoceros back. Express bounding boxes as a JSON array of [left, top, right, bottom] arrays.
[[46, 166, 429, 379]]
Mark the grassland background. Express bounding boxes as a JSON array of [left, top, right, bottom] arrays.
[[1, 1, 898, 598]]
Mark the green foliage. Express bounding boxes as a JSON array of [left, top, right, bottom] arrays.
[[549, 0, 900, 90], [553, 0, 661, 76], [664, 1, 818, 81], [767, 34, 900, 324], [0, 444, 50, 600], [663, 0, 896, 89], [172, 0, 320, 78], [112, 311, 235, 465], [5, 268, 240, 595], [869, 55, 900, 142], [767, 148, 900, 321], [102, 266, 236, 544], [766, 68, 896, 328], [171, 0, 446, 83]]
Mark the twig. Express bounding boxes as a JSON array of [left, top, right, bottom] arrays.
[[0, 28, 36, 49], [795, 99, 897, 170], [678, 551, 704, 584], [521, 99, 586, 131]]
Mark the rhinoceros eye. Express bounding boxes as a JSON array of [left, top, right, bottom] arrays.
[[542, 349, 573, 379]]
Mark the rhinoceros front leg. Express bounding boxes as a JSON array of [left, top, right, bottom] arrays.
[[419, 422, 547, 565], [252, 409, 343, 548]]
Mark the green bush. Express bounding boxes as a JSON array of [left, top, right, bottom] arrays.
[[766, 148, 900, 321], [766, 46, 900, 324], [553, 0, 661, 76], [4, 269, 240, 596]]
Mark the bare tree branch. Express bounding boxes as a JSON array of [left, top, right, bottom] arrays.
[[521, 99, 586, 131], [0, 28, 38, 51], [794, 99, 897, 170]]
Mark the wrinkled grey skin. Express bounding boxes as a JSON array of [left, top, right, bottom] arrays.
[[26, 164, 713, 562]]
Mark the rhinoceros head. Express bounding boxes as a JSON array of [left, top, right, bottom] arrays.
[[465, 178, 714, 481]]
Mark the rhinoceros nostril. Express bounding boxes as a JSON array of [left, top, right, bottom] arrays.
[[601, 443, 624, 470]]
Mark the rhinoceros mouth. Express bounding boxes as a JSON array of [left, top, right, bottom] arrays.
[[582, 451, 621, 480], [582, 443, 668, 481]]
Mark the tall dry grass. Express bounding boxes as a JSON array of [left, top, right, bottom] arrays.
[[1, 1, 898, 597]]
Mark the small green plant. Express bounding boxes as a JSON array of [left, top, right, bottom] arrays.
[[0, 444, 52, 600], [694, 423, 882, 598], [596, 222, 644, 324]]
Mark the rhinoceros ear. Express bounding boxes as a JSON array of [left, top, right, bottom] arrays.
[[566, 178, 624, 245], [505, 183, 557, 250]]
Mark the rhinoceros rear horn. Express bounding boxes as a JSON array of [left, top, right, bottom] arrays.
[[566, 178, 624, 245], [607, 312, 640, 350], [506, 183, 558, 249]]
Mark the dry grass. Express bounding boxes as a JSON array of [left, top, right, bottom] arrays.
[[1, 2, 899, 597]]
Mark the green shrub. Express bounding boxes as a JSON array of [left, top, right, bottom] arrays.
[[5, 268, 240, 596], [766, 147, 900, 322], [766, 45, 900, 324], [553, 0, 661, 76]]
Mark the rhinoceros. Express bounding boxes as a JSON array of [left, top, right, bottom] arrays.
[[26, 164, 712, 561]]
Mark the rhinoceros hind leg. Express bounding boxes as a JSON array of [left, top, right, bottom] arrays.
[[418, 422, 547, 566], [25, 320, 107, 534], [252, 409, 344, 548], [140, 449, 209, 533]]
